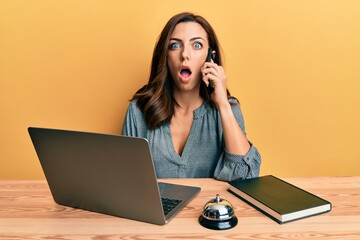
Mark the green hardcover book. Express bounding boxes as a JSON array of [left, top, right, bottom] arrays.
[[228, 175, 332, 224]]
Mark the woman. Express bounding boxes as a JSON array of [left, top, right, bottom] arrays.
[[122, 12, 261, 181]]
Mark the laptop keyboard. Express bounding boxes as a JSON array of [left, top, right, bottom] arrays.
[[161, 197, 182, 215]]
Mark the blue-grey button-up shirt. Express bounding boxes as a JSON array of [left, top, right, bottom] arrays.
[[121, 98, 261, 181]]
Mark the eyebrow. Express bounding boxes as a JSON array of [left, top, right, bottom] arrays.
[[169, 37, 205, 42]]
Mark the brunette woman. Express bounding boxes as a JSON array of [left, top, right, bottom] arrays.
[[122, 12, 261, 181]]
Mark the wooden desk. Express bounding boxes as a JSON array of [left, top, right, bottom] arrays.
[[0, 177, 359, 239]]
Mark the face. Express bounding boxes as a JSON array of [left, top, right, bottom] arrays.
[[167, 22, 209, 93]]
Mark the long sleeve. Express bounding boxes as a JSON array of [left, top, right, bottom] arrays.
[[121, 100, 147, 138], [213, 100, 261, 181]]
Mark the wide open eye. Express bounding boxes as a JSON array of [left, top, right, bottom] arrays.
[[193, 42, 203, 49], [169, 42, 181, 50]]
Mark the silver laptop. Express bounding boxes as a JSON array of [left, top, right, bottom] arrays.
[[28, 127, 200, 225]]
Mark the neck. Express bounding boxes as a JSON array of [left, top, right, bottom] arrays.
[[173, 89, 203, 113]]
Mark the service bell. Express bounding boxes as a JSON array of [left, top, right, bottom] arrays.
[[199, 194, 238, 230]]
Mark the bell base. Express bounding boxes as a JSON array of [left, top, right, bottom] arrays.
[[198, 215, 238, 230]]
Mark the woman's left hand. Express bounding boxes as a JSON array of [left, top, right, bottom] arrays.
[[201, 60, 229, 108]]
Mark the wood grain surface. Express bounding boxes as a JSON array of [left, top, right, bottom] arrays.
[[0, 177, 359, 239]]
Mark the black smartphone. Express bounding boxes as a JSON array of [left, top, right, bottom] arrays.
[[206, 47, 213, 63], [206, 47, 214, 93]]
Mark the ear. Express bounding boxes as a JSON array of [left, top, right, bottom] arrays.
[[211, 50, 216, 60]]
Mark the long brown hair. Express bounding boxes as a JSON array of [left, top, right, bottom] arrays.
[[133, 12, 232, 129]]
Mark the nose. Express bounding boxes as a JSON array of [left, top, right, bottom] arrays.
[[181, 45, 190, 61]]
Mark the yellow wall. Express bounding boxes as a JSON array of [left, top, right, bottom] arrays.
[[1, 0, 359, 179]]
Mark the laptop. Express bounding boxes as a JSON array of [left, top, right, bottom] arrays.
[[28, 127, 201, 225]]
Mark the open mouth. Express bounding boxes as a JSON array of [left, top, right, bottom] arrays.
[[180, 67, 192, 79]]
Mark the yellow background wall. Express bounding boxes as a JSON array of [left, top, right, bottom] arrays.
[[1, 0, 359, 179]]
